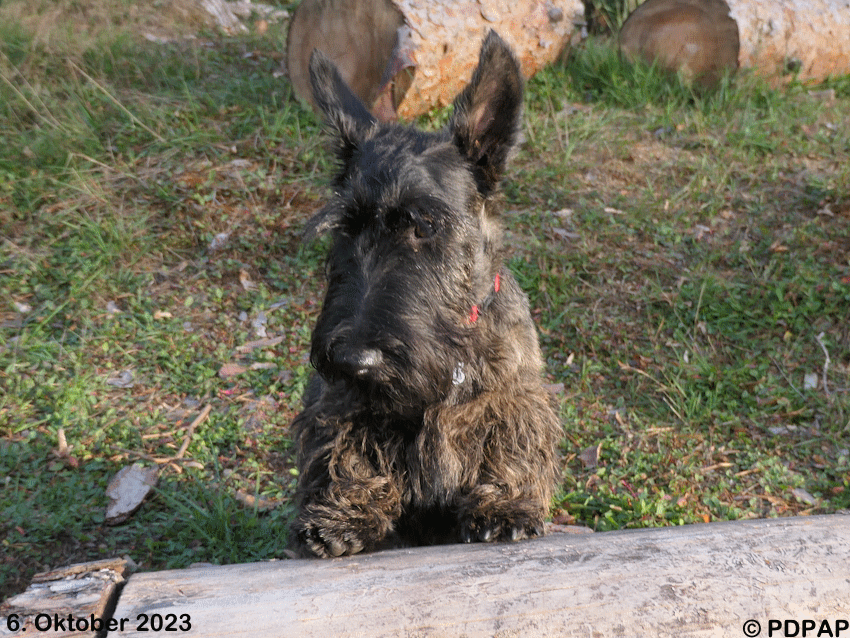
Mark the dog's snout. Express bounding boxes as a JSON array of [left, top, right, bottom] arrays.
[[333, 346, 384, 379]]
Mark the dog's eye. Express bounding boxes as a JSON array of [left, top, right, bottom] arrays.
[[413, 216, 436, 240]]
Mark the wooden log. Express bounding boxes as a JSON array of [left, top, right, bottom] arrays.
[[286, 0, 407, 121], [729, 0, 850, 83], [286, 0, 585, 120], [0, 558, 135, 637], [618, 0, 850, 86], [108, 515, 849, 637], [619, 0, 740, 87]]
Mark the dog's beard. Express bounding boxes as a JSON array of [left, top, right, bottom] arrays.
[[319, 357, 453, 423]]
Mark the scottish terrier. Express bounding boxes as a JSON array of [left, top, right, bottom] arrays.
[[291, 31, 562, 557]]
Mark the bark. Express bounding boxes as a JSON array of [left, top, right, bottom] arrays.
[[729, 0, 850, 83]]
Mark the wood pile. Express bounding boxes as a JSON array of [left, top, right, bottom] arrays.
[[286, 0, 585, 120]]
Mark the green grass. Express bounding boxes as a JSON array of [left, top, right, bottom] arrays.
[[516, 44, 850, 530], [2, 4, 849, 601], [586, 0, 648, 33]]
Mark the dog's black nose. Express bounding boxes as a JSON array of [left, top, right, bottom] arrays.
[[333, 347, 383, 378]]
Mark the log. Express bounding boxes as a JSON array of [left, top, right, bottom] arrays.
[[619, 0, 740, 87], [0, 558, 135, 637], [107, 515, 849, 637], [286, 0, 585, 120], [619, 0, 850, 86], [729, 0, 850, 83]]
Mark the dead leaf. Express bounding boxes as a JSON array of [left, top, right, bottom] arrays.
[[233, 490, 285, 511], [219, 363, 248, 378], [252, 311, 267, 338], [106, 370, 135, 388], [693, 224, 712, 241], [239, 269, 256, 291], [579, 442, 602, 469], [56, 427, 70, 457], [236, 336, 285, 353], [546, 523, 594, 535], [585, 474, 602, 491], [544, 382, 565, 396], [807, 88, 836, 105], [209, 232, 230, 251], [105, 464, 160, 525], [791, 488, 817, 505], [53, 428, 79, 468], [551, 228, 580, 241], [551, 510, 576, 526]]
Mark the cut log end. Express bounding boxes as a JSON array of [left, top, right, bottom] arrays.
[[617, 0, 850, 87], [619, 0, 740, 88], [286, 0, 410, 121]]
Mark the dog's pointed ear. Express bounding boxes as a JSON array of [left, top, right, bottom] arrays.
[[302, 202, 344, 240], [309, 49, 377, 144], [449, 31, 523, 196]]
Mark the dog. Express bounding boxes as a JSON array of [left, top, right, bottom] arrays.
[[290, 31, 562, 557]]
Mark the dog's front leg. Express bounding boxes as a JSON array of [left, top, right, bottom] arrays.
[[292, 411, 404, 557], [439, 387, 561, 545]]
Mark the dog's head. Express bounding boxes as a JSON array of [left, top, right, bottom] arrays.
[[304, 32, 524, 416]]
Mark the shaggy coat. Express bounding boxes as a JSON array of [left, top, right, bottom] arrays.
[[291, 31, 562, 557]]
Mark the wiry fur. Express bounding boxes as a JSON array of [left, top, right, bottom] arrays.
[[291, 31, 562, 557]]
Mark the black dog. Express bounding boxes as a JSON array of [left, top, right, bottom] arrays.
[[291, 31, 562, 557]]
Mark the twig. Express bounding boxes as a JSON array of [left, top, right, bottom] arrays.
[[174, 404, 212, 460], [110, 404, 211, 470], [814, 332, 831, 397], [113, 448, 197, 465], [69, 152, 148, 185]]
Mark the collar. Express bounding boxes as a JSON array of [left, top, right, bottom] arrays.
[[468, 271, 501, 324]]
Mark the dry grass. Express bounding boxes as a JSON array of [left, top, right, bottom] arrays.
[[0, 0, 230, 55]]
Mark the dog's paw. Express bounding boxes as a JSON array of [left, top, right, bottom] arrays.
[[296, 521, 367, 558], [459, 513, 544, 544]]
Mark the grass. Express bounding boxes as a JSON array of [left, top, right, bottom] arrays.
[[585, 0, 648, 33], [516, 47, 850, 530], [2, 1, 849, 601]]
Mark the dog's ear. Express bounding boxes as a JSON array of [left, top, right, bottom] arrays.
[[449, 31, 523, 196], [302, 200, 346, 240], [309, 49, 377, 146]]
